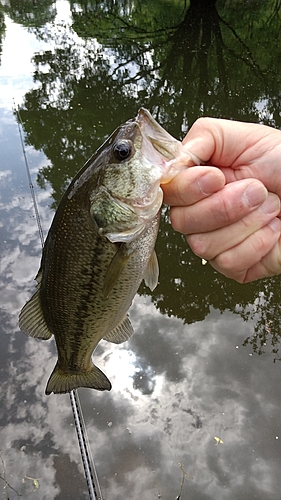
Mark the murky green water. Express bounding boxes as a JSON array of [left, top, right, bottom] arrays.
[[1, 1, 281, 499]]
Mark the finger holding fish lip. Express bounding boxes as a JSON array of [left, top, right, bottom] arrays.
[[160, 147, 203, 184], [162, 165, 226, 207]]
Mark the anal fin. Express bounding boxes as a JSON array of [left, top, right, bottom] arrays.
[[103, 314, 134, 344]]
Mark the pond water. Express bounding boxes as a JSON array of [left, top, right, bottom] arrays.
[[0, 1, 281, 499]]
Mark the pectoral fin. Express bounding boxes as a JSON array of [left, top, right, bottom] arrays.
[[103, 314, 134, 344], [103, 244, 132, 299], [90, 187, 142, 243], [104, 222, 146, 243], [144, 250, 159, 291]]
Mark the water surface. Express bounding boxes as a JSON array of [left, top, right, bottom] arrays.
[[0, 1, 281, 499]]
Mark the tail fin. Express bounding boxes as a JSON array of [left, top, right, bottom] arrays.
[[45, 363, 112, 395]]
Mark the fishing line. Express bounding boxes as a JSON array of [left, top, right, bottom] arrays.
[[70, 391, 103, 500], [14, 100, 102, 500], [13, 98, 45, 249]]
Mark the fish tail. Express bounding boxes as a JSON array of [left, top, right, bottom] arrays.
[[45, 363, 112, 395]]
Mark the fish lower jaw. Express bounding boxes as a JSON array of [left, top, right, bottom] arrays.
[[131, 188, 163, 219]]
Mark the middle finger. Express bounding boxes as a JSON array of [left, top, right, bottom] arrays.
[[187, 192, 281, 261], [169, 179, 268, 234]]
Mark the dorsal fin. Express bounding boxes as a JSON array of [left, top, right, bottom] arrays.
[[19, 290, 53, 340], [34, 267, 43, 286]]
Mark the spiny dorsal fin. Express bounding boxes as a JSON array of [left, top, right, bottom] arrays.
[[19, 290, 53, 340], [103, 314, 134, 344], [103, 244, 132, 299], [144, 250, 159, 291]]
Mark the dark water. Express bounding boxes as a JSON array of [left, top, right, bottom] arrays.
[[0, 1, 281, 499]]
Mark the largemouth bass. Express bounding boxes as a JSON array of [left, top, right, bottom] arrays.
[[19, 108, 199, 395]]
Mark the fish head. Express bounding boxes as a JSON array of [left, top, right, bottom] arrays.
[[90, 108, 199, 243]]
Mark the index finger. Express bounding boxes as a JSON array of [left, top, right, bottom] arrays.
[[162, 165, 225, 206]]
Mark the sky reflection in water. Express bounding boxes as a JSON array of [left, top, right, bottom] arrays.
[[0, 2, 281, 499]]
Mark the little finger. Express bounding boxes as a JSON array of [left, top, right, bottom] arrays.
[[210, 217, 281, 283]]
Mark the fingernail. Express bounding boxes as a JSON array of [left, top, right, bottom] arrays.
[[268, 218, 281, 232], [198, 171, 223, 195], [243, 181, 267, 208], [260, 193, 280, 214]]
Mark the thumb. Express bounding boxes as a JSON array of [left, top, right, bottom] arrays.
[[182, 117, 262, 167]]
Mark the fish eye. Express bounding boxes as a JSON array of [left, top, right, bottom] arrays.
[[113, 140, 132, 161]]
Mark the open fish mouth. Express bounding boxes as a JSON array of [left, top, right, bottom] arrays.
[[137, 108, 179, 160], [136, 107, 202, 183]]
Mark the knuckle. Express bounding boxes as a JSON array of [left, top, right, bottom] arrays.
[[193, 116, 213, 131], [215, 251, 236, 273], [169, 208, 184, 233], [211, 192, 240, 226], [187, 234, 211, 259]]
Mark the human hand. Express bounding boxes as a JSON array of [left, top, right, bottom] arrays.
[[162, 118, 281, 283]]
